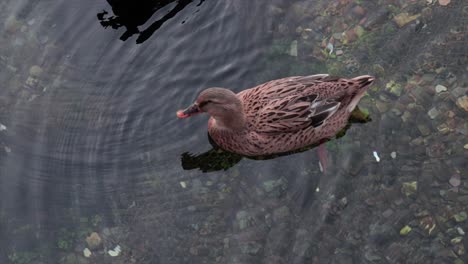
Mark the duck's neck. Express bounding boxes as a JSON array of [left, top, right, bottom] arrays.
[[212, 107, 247, 132]]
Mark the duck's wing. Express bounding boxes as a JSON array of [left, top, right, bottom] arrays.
[[240, 74, 335, 102], [253, 94, 341, 134]]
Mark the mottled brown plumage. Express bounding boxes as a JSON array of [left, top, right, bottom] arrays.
[[177, 74, 374, 156]]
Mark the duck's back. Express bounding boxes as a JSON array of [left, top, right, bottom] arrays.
[[209, 74, 374, 156], [238, 74, 371, 130]]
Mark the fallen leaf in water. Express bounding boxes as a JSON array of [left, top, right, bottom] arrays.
[[401, 181, 417, 196], [438, 0, 450, 6], [400, 225, 412, 235], [108, 245, 121, 257], [393, 13, 421, 28]]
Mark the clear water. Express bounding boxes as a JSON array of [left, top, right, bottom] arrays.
[[0, 0, 467, 263]]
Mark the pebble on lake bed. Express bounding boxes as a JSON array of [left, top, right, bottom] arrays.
[[289, 40, 298, 57], [449, 174, 461, 187], [180, 181, 187, 188], [451, 237, 463, 245], [427, 107, 440, 119], [29, 65, 43, 77], [435, 84, 447, 93], [83, 248, 91, 258], [456, 96, 468, 111], [453, 212, 467, 222], [438, 0, 451, 6], [86, 232, 102, 249]]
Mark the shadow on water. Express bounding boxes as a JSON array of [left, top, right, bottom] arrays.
[[97, 0, 206, 43], [182, 107, 372, 172]]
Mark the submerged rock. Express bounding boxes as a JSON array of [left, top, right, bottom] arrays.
[[456, 96, 468, 111], [292, 229, 311, 257], [273, 206, 290, 222], [449, 174, 461, 187], [352, 5, 366, 17], [450, 86, 466, 98], [382, 209, 394, 218], [451, 237, 462, 244], [262, 177, 287, 197], [417, 124, 431, 136], [289, 40, 298, 57], [372, 64, 385, 77], [369, 223, 396, 245], [85, 232, 102, 249], [438, 0, 451, 6], [240, 242, 262, 255], [4, 15, 22, 33], [63, 253, 88, 264], [236, 211, 251, 230], [29, 65, 43, 77], [453, 212, 467, 223], [427, 107, 440, 119]]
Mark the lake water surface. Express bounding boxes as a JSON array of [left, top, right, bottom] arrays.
[[0, 0, 467, 263]]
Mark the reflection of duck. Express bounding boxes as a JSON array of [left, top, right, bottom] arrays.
[[178, 74, 373, 158], [97, 0, 205, 43], [181, 105, 371, 173]]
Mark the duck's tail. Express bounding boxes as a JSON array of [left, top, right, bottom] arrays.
[[346, 75, 375, 112], [352, 75, 375, 89]]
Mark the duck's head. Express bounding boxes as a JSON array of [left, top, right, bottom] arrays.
[[176, 88, 242, 119]]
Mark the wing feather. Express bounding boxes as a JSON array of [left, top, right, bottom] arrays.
[[254, 95, 340, 134], [241, 74, 346, 134]]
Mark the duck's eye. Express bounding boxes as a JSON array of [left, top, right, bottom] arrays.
[[198, 100, 212, 108]]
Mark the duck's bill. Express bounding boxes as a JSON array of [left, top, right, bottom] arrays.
[[176, 103, 200, 118]]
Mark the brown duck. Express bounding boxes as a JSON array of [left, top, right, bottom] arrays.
[[177, 74, 374, 159]]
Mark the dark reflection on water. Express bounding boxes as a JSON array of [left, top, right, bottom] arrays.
[[0, 0, 467, 263], [97, 0, 206, 43]]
